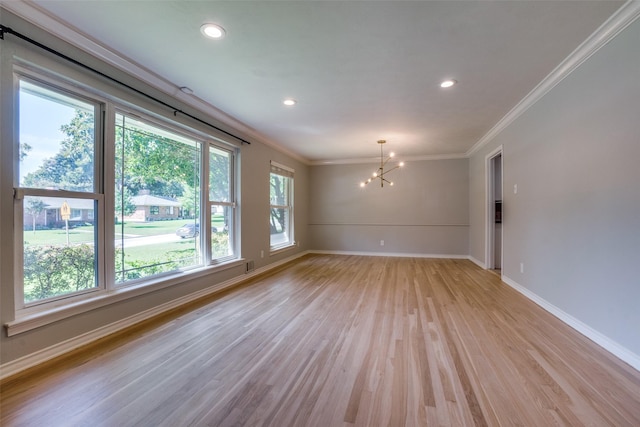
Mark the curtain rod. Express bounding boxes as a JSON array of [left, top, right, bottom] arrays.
[[0, 24, 251, 145]]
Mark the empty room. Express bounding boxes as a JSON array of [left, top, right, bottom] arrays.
[[1, 1, 639, 425]]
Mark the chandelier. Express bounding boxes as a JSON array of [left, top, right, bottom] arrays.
[[360, 140, 405, 188]]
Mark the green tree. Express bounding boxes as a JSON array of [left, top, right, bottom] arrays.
[[270, 174, 286, 234], [25, 198, 46, 233], [208, 148, 231, 227], [209, 148, 230, 202], [116, 121, 199, 186], [115, 187, 137, 223], [23, 110, 201, 221], [115, 116, 200, 219], [178, 184, 200, 219], [23, 111, 94, 191], [20, 142, 32, 162]]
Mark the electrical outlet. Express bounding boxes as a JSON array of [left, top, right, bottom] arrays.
[[260, 250, 264, 259], [514, 184, 518, 194], [520, 262, 524, 273], [380, 240, 384, 246]]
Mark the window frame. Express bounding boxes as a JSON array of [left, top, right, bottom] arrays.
[[269, 161, 295, 252], [112, 109, 206, 285], [10, 65, 241, 325], [14, 74, 106, 312], [207, 143, 237, 264]]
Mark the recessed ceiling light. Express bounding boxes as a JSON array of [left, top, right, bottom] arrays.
[[283, 99, 297, 106], [200, 23, 226, 39], [440, 79, 457, 88]]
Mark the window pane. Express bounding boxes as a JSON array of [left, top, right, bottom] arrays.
[[270, 207, 290, 247], [19, 80, 95, 192], [270, 173, 289, 206], [211, 205, 232, 259], [209, 147, 230, 202], [114, 114, 201, 283], [23, 196, 97, 303], [270, 172, 293, 248]]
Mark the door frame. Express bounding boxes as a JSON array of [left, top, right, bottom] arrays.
[[485, 145, 503, 271]]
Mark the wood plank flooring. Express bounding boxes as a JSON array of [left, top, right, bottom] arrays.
[[2, 254, 640, 426]]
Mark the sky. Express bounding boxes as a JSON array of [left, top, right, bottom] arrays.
[[19, 90, 77, 184]]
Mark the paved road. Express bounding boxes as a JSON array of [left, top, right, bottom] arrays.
[[115, 233, 185, 248]]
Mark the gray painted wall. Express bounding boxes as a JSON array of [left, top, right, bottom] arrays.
[[309, 159, 469, 255], [468, 19, 640, 355], [0, 11, 309, 364], [2, 7, 639, 370]]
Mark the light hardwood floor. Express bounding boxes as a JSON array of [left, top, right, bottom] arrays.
[[2, 254, 639, 426]]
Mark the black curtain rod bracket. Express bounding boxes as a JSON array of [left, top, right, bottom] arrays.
[[0, 24, 250, 145]]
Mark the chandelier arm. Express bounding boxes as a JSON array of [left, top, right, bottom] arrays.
[[383, 165, 401, 174]]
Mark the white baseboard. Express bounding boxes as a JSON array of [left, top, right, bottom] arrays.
[[8, 252, 636, 381], [467, 255, 486, 269], [309, 250, 468, 259], [0, 251, 310, 381], [502, 275, 640, 372]]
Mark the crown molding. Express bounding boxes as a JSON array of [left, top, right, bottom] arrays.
[[4, 0, 637, 166], [466, 0, 640, 157], [1, 0, 311, 165], [310, 152, 466, 166]]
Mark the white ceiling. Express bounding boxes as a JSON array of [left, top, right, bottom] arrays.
[[7, 1, 625, 163]]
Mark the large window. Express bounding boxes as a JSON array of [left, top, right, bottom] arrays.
[[269, 161, 294, 250], [209, 145, 235, 261], [114, 113, 202, 284], [17, 79, 101, 304], [14, 73, 238, 315]]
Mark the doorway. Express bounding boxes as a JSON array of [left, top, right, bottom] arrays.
[[485, 147, 503, 273]]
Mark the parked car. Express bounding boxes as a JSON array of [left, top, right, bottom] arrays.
[[176, 223, 199, 238], [176, 223, 218, 238]]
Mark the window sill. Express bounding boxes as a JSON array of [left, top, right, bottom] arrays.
[[270, 242, 297, 256], [6, 258, 245, 337]]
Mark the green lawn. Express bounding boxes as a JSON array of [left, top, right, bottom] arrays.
[[24, 215, 226, 246], [115, 219, 188, 236], [119, 239, 199, 263], [24, 226, 96, 246]]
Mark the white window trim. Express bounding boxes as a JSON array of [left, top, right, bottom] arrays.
[[269, 161, 295, 252], [14, 74, 107, 316], [9, 60, 241, 330], [6, 258, 246, 336], [206, 142, 238, 264], [14, 189, 106, 312]]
